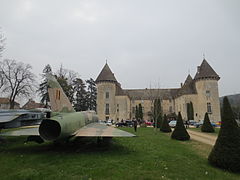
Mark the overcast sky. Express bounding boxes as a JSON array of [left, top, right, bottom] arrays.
[[0, 0, 240, 100]]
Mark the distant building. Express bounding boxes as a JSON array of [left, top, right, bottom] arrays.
[[96, 59, 221, 122], [22, 99, 45, 110], [0, 98, 20, 109]]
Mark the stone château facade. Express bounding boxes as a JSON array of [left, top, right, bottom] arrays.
[[95, 59, 221, 122]]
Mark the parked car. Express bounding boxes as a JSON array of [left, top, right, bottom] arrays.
[[106, 120, 113, 126], [189, 120, 197, 126], [115, 122, 125, 127], [169, 120, 177, 128], [125, 120, 133, 127], [115, 120, 133, 127], [195, 121, 217, 128], [145, 121, 153, 126]]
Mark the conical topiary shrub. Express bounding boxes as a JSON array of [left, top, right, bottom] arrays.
[[160, 114, 172, 133], [208, 97, 240, 172], [201, 112, 215, 133], [171, 112, 190, 141]]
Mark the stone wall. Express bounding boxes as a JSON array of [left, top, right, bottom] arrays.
[[96, 82, 116, 121]]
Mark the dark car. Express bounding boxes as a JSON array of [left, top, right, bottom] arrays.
[[115, 120, 133, 127], [115, 122, 126, 127], [189, 120, 197, 126], [125, 120, 133, 127], [195, 121, 217, 128]]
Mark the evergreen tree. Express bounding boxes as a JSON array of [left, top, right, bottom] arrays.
[[86, 78, 97, 111], [37, 64, 52, 107], [153, 99, 162, 128], [157, 99, 162, 128], [138, 103, 143, 120], [56, 75, 74, 103], [187, 102, 194, 120], [171, 112, 190, 141], [190, 102, 194, 120], [73, 78, 88, 111], [201, 113, 215, 133], [208, 97, 240, 172], [187, 103, 191, 120], [56, 65, 76, 103], [135, 105, 139, 120], [160, 114, 172, 133]]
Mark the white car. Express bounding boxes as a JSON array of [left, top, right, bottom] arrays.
[[106, 120, 113, 126], [169, 120, 177, 128]]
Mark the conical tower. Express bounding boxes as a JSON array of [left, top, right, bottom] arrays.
[[95, 63, 118, 121], [194, 59, 221, 122]]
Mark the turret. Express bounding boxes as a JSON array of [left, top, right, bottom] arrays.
[[194, 59, 221, 122], [95, 63, 117, 121]]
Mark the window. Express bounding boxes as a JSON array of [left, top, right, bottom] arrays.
[[117, 104, 119, 112], [207, 103, 212, 113], [106, 92, 109, 99], [169, 106, 173, 113], [105, 104, 110, 115], [206, 90, 211, 97]]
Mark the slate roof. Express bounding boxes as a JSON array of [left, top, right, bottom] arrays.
[[123, 88, 179, 100], [176, 74, 197, 96], [22, 99, 45, 109], [194, 59, 220, 80], [0, 98, 20, 105], [0, 98, 10, 104], [96, 63, 118, 83]]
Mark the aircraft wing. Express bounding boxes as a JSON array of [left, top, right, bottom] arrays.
[[0, 126, 39, 136], [0, 111, 26, 123], [74, 123, 136, 137]]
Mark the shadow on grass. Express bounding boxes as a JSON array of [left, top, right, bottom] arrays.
[[1, 136, 134, 156]]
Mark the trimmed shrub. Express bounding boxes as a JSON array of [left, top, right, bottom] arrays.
[[171, 112, 190, 141], [208, 97, 240, 172], [160, 114, 172, 133], [201, 112, 215, 133]]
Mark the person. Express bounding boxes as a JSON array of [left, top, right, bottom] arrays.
[[185, 120, 189, 129], [133, 118, 138, 132]]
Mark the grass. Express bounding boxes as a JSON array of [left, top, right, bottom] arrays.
[[0, 127, 239, 180], [189, 127, 220, 135]]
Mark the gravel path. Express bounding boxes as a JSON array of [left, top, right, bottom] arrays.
[[187, 129, 217, 146]]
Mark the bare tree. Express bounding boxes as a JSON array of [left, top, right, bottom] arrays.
[[146, 83, 163, 132], [56, 64, 78, 104], [0, 59, 36, 109], [0, 28, 5, 57]]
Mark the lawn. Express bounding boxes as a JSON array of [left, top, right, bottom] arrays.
[[189, 127, 220, 135], [0, 127, 239, 180]]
